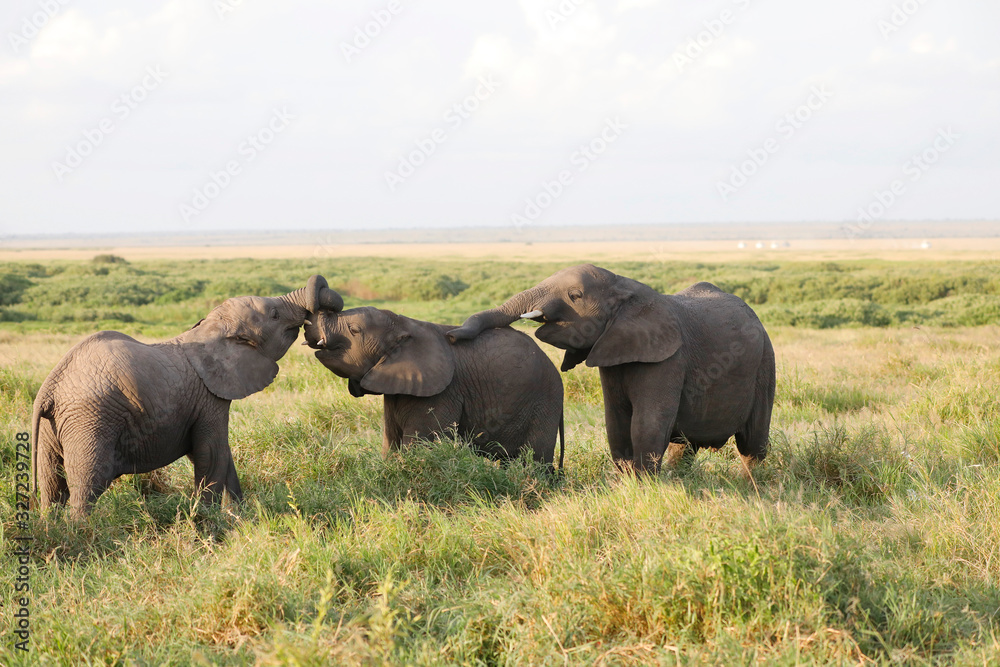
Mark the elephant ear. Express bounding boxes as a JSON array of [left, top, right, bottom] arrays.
[[361, 319, 455, 397], [182, 317, 279, 400], [586, 296, 683, 367]]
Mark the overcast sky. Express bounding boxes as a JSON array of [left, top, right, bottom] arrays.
[[1, 0, 997, 236]]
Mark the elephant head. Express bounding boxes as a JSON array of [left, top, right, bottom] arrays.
[[304, 307, 454, 397], [179, 274, 343, 400], [447, 264, 682, 371]]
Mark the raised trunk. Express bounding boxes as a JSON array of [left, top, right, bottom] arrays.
[[282, 274, 344, 314], [447, 285, 545, 342], [302, 309, 337, 348]]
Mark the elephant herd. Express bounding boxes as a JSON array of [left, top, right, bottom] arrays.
[[31, 264, 775, 517]]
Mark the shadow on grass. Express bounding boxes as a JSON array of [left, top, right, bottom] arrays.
[[657, 422, 917, 516], [255, 433, 561, 525], [22, 432, 561, 564]]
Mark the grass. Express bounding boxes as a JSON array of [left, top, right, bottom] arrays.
[[1, 257, 1000, 664], [4, 255, 1000, 331]]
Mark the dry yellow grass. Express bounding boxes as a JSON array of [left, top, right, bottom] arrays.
[[2, 236, 1000, 263]]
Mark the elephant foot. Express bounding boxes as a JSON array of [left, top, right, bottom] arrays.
[[68, 502, 93, 521], [612, 456, 662, 477], [611, 457, 632, 475]]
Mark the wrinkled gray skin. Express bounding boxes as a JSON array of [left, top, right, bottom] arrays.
[[304, 307, 564, 469], [447, 264, 775, 474], [32, 275, 343, 517]]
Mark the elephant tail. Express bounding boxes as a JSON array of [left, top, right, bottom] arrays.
[[557, 410, 565, 472], [31, 381, 55, 508]]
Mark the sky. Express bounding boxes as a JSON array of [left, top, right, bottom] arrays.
[[1, 0, 998, 237]]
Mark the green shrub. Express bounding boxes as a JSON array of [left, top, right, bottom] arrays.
[[23, 270, 169, 308], [0, 272, 32, 306], [413, 274, 469, 300], [787, 424, 911, 503], [7, 257, 1000, 329], [340, 271, 471, 302], [203, 277, 293, 300], [50, 308, 136, 323], [763, 298, 893, 328], [0, 308, 35, 322], [92, 253, 129, 264], [154, 279, 207, 304]]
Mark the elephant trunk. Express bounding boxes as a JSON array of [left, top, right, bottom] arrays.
[[447, 285, 545, 343], [283, 274, 344, 315], [302, 309, 336, 348]]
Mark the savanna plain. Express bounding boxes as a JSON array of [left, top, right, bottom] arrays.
[[2, 246, 1000, 665]]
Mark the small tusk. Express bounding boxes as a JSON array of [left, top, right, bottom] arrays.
[[304, 319, 312, 326], [318, 338, 326, 347], [301, 340, 310, 345], [520, 310, 543, 319]]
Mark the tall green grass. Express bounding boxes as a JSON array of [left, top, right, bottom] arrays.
[[3, 258, 1000, 664]]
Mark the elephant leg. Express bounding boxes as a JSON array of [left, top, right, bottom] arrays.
[[57, 416, 122, 518], [381, 399, 405, 457], [392, 395, 461, 448], [625, 361, 683, 474], [62, 436, 118, 518], [601, 366, 634, 471], [630, 406, 677, 474], [522, 407, 560, 471], [36, 418, 69, 509], [224, 456, 243, 501], [734, 347, 775, 476], [604, 400, 634, 472], [189, 413, 242, 504], [67, 473, 116, 518], [734, 392, 773, 476]]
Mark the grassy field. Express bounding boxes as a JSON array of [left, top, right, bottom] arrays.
[[2, 253, 1000, 664]]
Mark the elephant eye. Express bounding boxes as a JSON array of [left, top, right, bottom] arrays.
[[348, 324, 359, 336], [270, 308, 279, 320], [569, 289, 583, 302]]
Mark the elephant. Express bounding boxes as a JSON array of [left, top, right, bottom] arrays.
[[31, 275, 343, 517], [447, 264, 775, 475], [303, 306, 565, 470]]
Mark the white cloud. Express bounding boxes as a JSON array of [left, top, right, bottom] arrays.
[[0, 0, 997, 235], [702, 37, 757, 70], [615, 0, 659, 12], [909, 33, 957, 55], [464, 34, 517, 78]]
